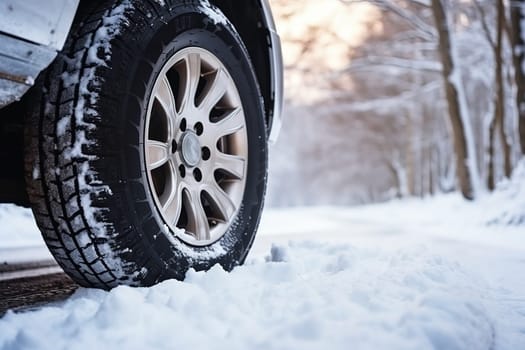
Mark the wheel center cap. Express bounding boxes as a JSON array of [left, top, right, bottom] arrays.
[[180, 132, 201, 167]]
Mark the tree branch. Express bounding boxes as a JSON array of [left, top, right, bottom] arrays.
[[473, 0, 496, 49], [344, 56, 442, 74], [341, 0, 437, 41]]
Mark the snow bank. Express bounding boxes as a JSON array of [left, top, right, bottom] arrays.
[[1, 189, 525, 349], [0, 242, 494, 350], [0, 205, 41, 249], [487, 159, 525, 225]]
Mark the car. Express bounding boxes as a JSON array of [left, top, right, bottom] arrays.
[[0, 0, 283, 289]]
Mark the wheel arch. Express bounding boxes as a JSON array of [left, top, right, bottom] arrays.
[[210, 0, 283, 141]]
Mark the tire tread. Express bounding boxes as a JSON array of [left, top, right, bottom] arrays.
[[25, 1, 129, 289]]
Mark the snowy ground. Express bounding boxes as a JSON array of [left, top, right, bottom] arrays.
[[1, 193, 525, 349]]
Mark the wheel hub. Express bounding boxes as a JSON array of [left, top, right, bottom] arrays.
[[180, 131, 201, 167]]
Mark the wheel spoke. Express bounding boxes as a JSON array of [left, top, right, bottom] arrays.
[[179, 53, 201, 113], [161, 174, 184, 226], [155, 76, 177, 131], [198, 69, 227, 113], [203, 182, 236, 221], [146, 140, 170, 170], [214, 152, 245, 179], [211, 107, 244, 140], [186, 189, 210, 240]]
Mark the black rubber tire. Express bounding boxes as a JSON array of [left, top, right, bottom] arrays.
[[24, 0, 267, 289]]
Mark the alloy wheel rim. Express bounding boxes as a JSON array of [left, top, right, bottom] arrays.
[[144, 47, 248, 246]]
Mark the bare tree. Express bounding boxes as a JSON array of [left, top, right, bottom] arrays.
[[510, 0, 525, 154], [478, 0, 514, 189], [431, 0, 481, 199]]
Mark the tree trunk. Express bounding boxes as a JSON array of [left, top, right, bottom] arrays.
[[511, 0, 525, 154], [431, 0, 480, 200], [498, 0, 513, 177], [387, 154, 409, 198], [405, 111, 416, 196], [489, 0, 513, 189]]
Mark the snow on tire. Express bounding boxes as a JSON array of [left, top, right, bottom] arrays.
[[24, 0, 267, 289]]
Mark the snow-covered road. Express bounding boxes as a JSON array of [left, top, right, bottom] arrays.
[[1, 194, 524, 350]]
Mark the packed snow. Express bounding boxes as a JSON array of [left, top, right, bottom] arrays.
[[1, 188, 525, 349]]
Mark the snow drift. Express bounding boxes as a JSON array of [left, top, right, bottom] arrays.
[[0, 242, 495, 350]]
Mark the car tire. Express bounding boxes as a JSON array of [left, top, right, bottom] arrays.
[[24, 0, 267, 289]]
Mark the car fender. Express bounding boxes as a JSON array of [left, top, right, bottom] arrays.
[[0, 0, 79, 106]]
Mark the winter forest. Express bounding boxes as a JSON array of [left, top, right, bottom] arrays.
[[267, 0, 525, 209]]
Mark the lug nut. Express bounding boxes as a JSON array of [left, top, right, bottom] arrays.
[[193, 168, 202, 182], [202, 147, 211, 161], [194, 122, 203, 136]]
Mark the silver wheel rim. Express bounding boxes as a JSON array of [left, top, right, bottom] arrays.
[[144, 47, 248, 246]]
